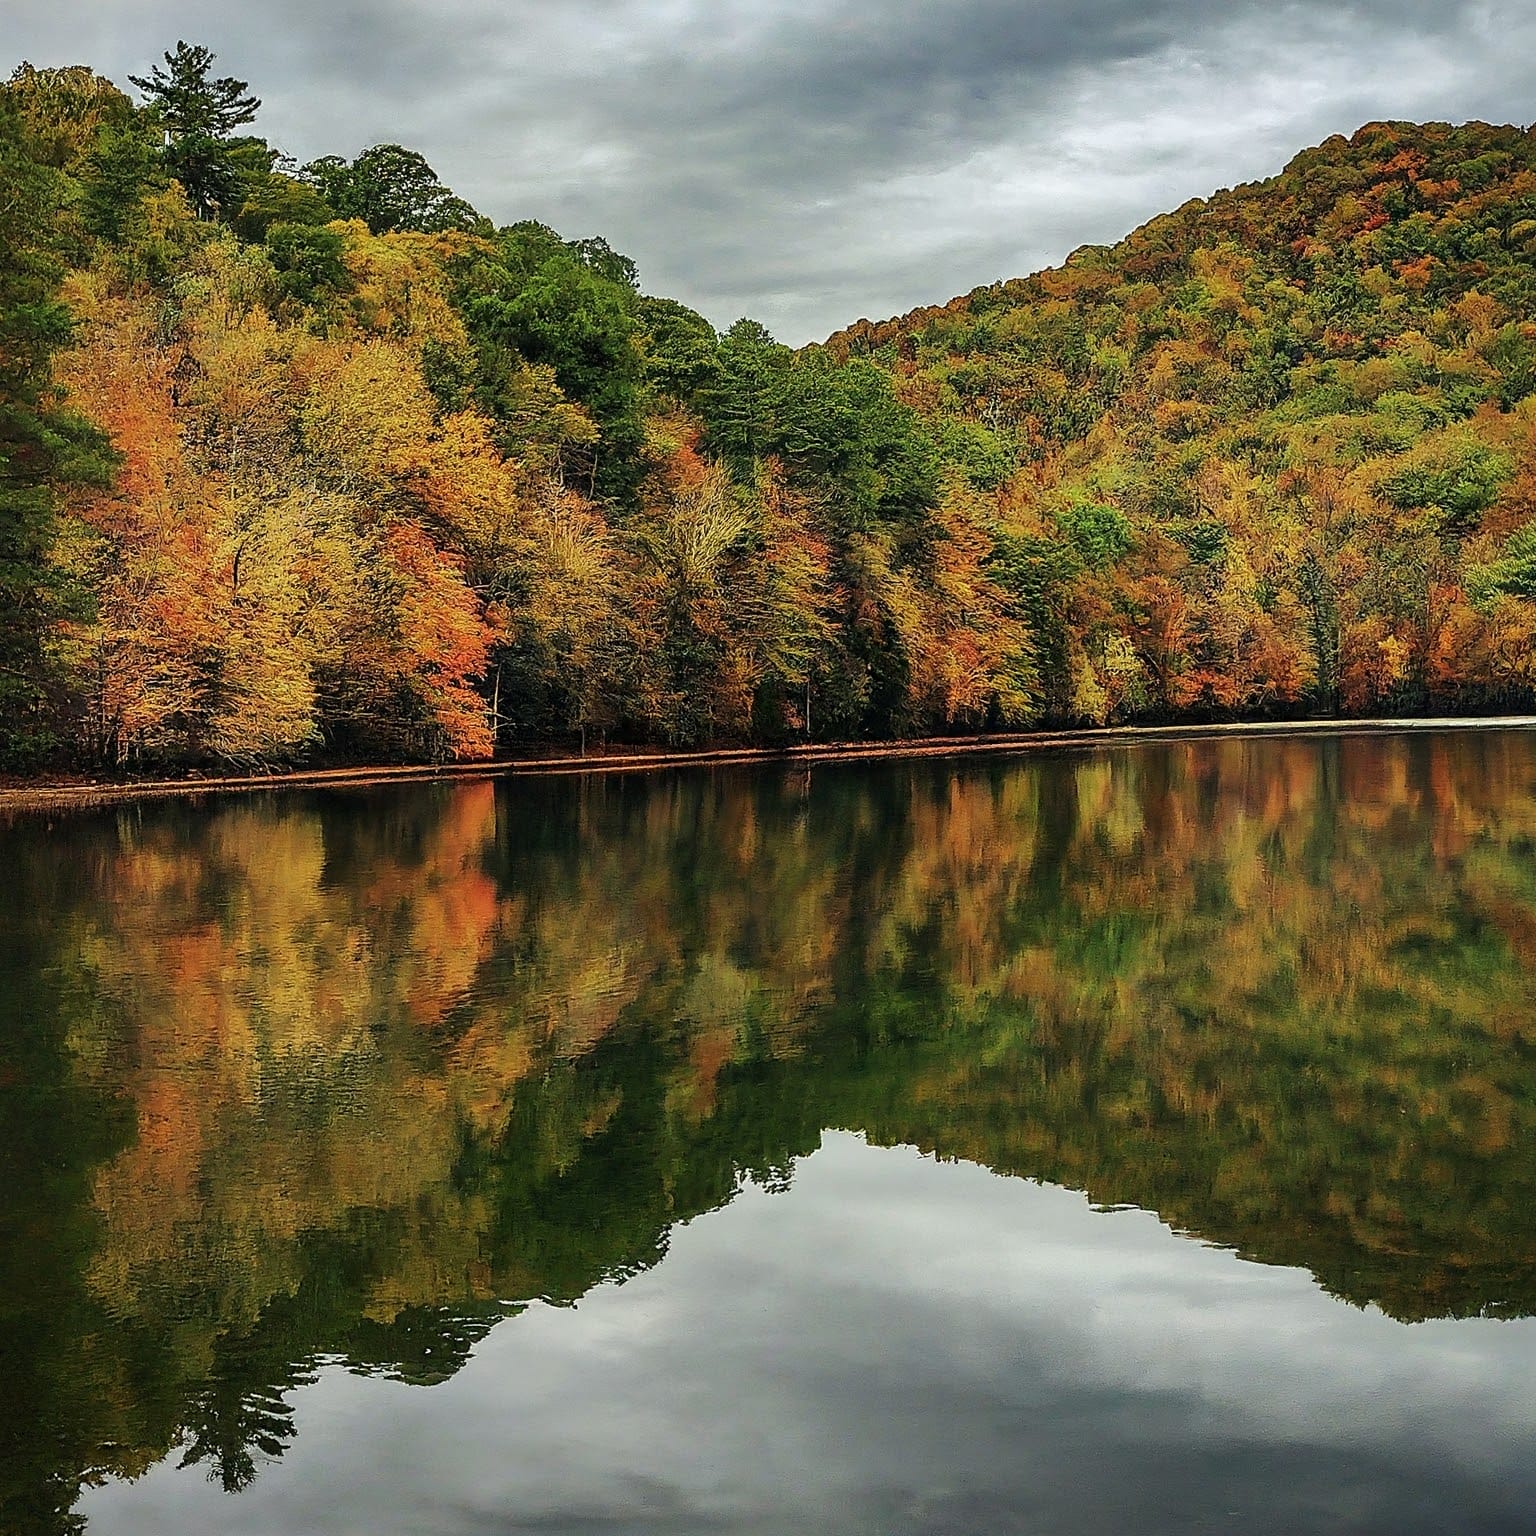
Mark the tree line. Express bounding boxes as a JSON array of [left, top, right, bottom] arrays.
[[3, 46, 1536, 771]]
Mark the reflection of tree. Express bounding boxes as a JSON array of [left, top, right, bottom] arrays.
[[6, 731, 1536, 1522], [178, 1340, 314, 1494], [0, 852, 137, 1536], [343, 1304, 513, 1387]]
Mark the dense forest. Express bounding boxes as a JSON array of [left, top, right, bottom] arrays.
[[3, 45, 1536, 771]]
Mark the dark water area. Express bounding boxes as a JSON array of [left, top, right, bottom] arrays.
[[3, 730, 1536, 1535]]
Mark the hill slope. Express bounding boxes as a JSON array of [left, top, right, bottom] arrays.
[[824, 119, 1536, 719]]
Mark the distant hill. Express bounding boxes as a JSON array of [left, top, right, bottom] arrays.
[[821, 120, 1536, 720]]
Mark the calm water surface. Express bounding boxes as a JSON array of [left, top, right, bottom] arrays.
[[4, 731, 1536, 1534]]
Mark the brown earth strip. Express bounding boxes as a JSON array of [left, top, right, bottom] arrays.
[[3, 715, 1535, 816]]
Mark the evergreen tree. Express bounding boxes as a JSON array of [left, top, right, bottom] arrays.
[[128, 41, 259, 219], [0, 99, 111, 768]]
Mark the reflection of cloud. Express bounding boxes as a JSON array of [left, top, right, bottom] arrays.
[[84, 1132, 1536, 1534], [10, 1, 1536, 339]]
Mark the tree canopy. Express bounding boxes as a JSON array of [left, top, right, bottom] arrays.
[[128, 40, 260, 219], [4, 47, 1536, 772], [302, 143, 483, 235]]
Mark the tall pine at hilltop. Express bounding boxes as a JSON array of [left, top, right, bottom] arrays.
[[2, 47, 1535, 774]]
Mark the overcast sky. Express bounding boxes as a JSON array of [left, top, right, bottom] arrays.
[[9, 1, 1536, 342]]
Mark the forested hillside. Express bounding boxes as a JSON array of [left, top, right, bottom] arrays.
[[826, 117, 1536, 723], [3, 45, 1535, 772]]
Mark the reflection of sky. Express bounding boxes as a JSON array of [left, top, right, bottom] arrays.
[[84, 1132, 1536, 1535]]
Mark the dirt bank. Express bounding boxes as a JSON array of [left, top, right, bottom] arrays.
[[4, 715, 1535, 815]]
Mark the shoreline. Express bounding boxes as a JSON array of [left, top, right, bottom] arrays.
[[3, 714, 1535, 814]]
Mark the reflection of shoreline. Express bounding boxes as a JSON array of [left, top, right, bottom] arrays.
[[76, 1137, 1536, 1536], [5, 715, 1536, 815], [7, 732, 1536, 1527]]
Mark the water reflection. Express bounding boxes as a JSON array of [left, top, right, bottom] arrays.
[[3, 731, 1536, 1532]]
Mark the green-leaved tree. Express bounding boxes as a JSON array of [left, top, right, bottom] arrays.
[[0, 99, 113, 767], [129, 41, 260, 219]]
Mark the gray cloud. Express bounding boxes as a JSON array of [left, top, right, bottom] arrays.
[[8, 0, 1535, 340]]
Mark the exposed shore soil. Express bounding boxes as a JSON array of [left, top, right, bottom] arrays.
[[4, 714, 1535, 815]]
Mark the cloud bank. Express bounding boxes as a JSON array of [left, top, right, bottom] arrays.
[[9, 0, 1535, 339]]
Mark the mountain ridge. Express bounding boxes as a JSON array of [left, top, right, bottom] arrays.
[[825, 117, 1536, 350]]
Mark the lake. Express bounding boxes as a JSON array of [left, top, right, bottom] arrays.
[[3, 729, 1536, 1535]]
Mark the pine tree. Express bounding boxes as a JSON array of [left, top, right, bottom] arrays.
[[0, 99, 111, 767], [128, 41, 259, 219]]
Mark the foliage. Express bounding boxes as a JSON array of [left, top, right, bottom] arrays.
[[829, 119, 1536, 723], [301, 143, 482, 236], [8, 46, 1536, 769], [0, 95, 113, 768], [128, 41, 260, 220]]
